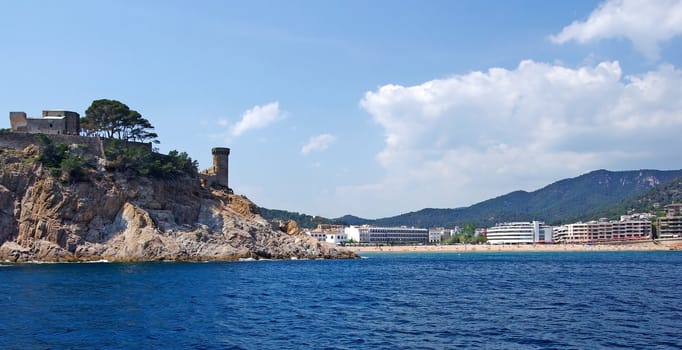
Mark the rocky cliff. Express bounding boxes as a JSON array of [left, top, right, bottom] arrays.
[[0, 146, 355, 262]]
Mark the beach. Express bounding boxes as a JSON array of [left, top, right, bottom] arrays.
[[345, 239, 682, 253]]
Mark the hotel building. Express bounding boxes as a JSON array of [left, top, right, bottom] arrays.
[[485, 221, 553, 244], [657, 203, 682, 239], [344, 226, 429, 244], [553, 218, 652, 243]]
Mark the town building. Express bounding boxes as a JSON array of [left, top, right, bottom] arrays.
[[344, 226, 429, 244], [325, 232, 347, 245], [9, 110, 81, 135], [657, 203, 682, 239], [620, 213, 657, 221], [553, 218, 652, 243], [428, 228, 445, 243], [429, 227, 460, 242], [485, 221, 553, 244], [306, 224, 347, 245]]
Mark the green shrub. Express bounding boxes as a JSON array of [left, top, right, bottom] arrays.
[[35, 135, 91, 182], [104, 139, 198, 179]]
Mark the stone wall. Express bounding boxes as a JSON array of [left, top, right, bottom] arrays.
[[0, 132, 103, 157], [0, 132, 152, 159]]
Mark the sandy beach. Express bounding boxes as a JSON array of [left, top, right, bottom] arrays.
[[346, 239, 682, 253]]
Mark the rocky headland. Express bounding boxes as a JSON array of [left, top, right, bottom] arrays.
[[0, 145, 356, 262]]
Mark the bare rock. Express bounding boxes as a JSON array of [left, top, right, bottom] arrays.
[[0, 146, 356, 262]]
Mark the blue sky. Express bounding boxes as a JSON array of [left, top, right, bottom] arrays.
[[2, 0, 682, 219]]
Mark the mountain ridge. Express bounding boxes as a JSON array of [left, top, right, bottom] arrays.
[[260, 169, 682, 228]]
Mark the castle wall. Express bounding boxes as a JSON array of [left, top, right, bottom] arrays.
[[43, 111, 80, 135], [9, 112, 28, 132], [26, 118, 68, 135], [0, 132, 105, 157], [0, 132, 152, 157], [9, 111, 81, 136]]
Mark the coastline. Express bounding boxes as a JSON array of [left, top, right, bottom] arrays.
[[345, 239, 682, 254]]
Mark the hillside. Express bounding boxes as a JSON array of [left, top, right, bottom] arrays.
[[373, 169, 682, 227], [258, 208, 338, 228], [583, 174, 682, 220], [261, 169, 682, 228]]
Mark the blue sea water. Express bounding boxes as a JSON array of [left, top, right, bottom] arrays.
[[1, 251, 681, 349]]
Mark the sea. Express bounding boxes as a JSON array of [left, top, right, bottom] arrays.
[[1, 251, 681, 349]]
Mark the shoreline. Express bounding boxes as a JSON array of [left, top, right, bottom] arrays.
[[345, 239, 682, 254]]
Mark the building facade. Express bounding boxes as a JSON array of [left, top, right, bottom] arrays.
[[485, 221, 553, 244], [10, 110, 81, 135], [428, 228, 444, 243], [658, 203, 682, 239], [306, 224, 347, 244], [325, 232, 347, 245], [344, 226, 429, 244], [554, 219, 652, 243]]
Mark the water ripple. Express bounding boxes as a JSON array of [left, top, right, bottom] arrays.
[[1, 252, 681, 349]]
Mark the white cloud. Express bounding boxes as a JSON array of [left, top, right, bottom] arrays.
[[354, 60, 682, 216], [301, 133, 336, 155], [550, 0, 682, 60], [230, 101, 284, 136]]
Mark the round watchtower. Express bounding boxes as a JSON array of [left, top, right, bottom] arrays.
[[211, 147, 230, 188]]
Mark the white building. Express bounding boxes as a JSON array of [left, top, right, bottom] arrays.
[[344, 226, 429, 244], [485, 221, 553, 244], [428, 228, 445, 243], [306, 224, 347, 245], [325, 232, 347, 244], [307, 231, 327, 241]]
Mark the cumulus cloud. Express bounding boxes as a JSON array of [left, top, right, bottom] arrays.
[[356, 60, 682, 215], [550, 0, 682, 60], [230, 101, 284, 136], [301, 133, 336, 155]]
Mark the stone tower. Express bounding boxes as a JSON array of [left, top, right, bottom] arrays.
[[211, 147, 230, 188]]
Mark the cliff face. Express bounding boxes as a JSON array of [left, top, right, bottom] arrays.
[[0, 147, 355, 262]]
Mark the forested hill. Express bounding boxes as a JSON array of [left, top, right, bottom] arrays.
[[582, 174, 682, 220], [368, 169, 682, 227], [260, 169, 682, 228]]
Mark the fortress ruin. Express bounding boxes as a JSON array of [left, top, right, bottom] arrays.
[[9, 110, 81, 135], [4, 110, 231, 191], [200, 147, 231, 191]]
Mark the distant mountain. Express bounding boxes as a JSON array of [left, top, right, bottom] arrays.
[[369, 169, 682, 227], [334, 215, 373, 226], [260, 169, 682, 228]]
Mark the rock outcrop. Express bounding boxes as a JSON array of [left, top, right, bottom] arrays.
[[0, 147, 356, 262]]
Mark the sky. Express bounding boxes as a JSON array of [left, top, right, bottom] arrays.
[[1, 0, 682, 219]]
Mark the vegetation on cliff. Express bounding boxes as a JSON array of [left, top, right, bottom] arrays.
[[32, 98, 200, 182], [103, 140, 198, 179]]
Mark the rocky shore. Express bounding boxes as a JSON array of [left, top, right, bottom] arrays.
[[0, 146, 356, 262]]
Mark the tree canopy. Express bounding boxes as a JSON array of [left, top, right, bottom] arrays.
[[82, 99, 159, 144]]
